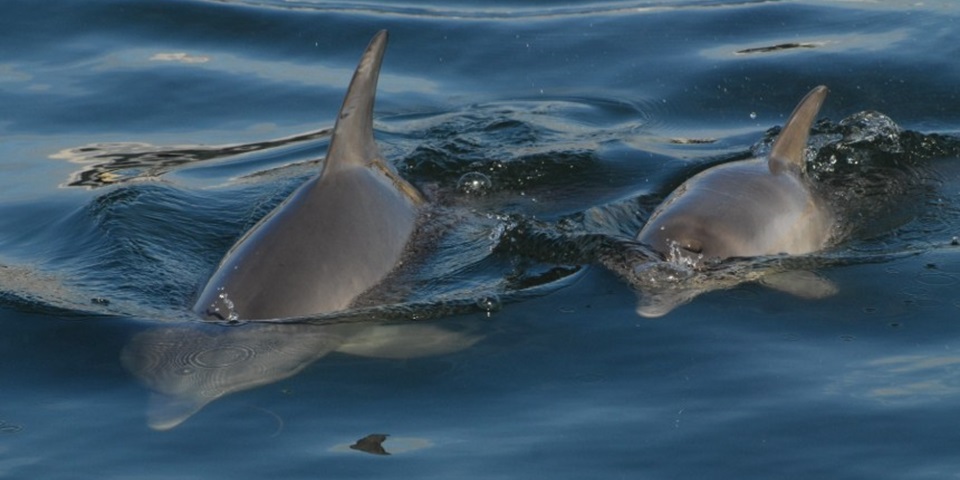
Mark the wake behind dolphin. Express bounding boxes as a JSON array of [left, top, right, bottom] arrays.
[[193, 31, 425, 321]]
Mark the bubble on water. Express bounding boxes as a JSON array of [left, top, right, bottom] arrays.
[[457, 172, 492, 196], [476, 296, 501, 316]]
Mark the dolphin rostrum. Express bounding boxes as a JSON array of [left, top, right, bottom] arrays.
[[633, 86, 835, 316], [193, 30, 424, 321]]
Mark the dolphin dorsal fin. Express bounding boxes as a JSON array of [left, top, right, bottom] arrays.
[[768, 85, 828, 174], [323, 30, 389, 175]]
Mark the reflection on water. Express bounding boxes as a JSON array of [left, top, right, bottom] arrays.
[[121, 319, 482, 430], [734, 42, 822, 55], [0, 420, 23, 434], [830, 354, 960, 405], [330, 434, 434, 455], [702, 30, 911, 59], [150, 52, 210, 64], [350, 434, 390, 455], [51, 129, 331, 188]]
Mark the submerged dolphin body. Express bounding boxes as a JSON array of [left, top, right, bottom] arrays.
[[122, 321, 482, 430], [193, 30, 424, 321], [633, 86, 835, 317]]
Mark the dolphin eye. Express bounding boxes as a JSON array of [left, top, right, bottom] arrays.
[[682, 241, 703, 254]]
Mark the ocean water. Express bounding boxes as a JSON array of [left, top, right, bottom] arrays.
[[2, 0, 960, 478]]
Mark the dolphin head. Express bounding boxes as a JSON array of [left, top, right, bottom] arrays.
[[120, 323, 343, 430], [631, 86, 835, 316], [637, 86, 833, 267]]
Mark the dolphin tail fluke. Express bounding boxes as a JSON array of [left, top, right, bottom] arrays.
[[323, 30, 389, 174], [768, 85, 829, 174]]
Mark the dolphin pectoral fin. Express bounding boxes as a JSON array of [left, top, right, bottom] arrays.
[[768, 85, 829, 174], [146, 392, 211, 431], [323, 30, 389, 175], [759, 270, 838, 299], [635, 289, 702, 318]]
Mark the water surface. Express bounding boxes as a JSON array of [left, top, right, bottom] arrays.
[[2, 1, 960, 478]]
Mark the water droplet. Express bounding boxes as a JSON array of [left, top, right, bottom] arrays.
[[205, 288, 240, 322], [457, 172, 492, 196], [749, 112, 757, 120], [476, 296, 501, 316]]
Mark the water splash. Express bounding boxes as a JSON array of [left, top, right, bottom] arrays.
[[665, 239, 705, 269], [205, 289, 240, 323]]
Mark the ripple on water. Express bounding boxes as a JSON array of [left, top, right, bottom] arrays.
[[916, 272, 958, 287]]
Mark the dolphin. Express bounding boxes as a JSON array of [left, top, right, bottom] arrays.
[[122, 321, 482, 430], [193, 30, 425, 321], [121, 322, 342, 430], [632, 86, 835, 316]]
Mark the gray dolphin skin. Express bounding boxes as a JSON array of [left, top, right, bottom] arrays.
[[193, 30, 424, 321], [122, 321, 482, 430], [634, 86, 834, 316], [122, 323, 342, 431], [637, 86, 832, 265]]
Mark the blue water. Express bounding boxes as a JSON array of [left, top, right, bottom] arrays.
[[3, 0, 960, 478]]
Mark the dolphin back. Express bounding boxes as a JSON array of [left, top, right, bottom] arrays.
[[632, 85, 836, 316], [193, 30, 424, 321], [768, 85, 828, 174], [637, 85, 833, 264]]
